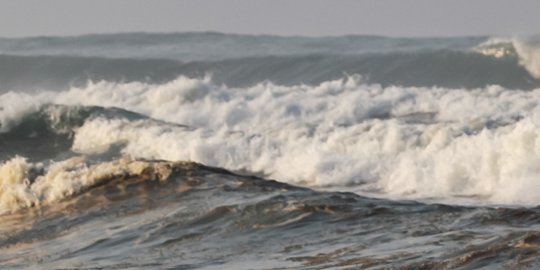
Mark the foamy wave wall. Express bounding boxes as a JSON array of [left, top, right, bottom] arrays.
[[3, 76, 540, 205]]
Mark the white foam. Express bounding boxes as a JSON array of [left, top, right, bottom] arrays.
[[4, 76, 540, 205], [0, 156, 173, 213]]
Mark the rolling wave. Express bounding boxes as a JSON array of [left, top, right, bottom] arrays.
[[0, 50, 538, 91], [3, 76, 540, 205], [2, 32, 539, 90]]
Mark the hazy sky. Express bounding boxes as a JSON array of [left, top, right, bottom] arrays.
[[1, 0, 539, 37]]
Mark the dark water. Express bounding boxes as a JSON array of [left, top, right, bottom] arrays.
[[0, 51, 537, 91], [2, 32, 540, 269], [2, 161, 540, 269]]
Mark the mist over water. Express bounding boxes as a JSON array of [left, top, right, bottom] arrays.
[[2, 32, 540, 268]]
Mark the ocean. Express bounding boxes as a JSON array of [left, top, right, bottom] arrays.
[[1, 32, 540, 269]]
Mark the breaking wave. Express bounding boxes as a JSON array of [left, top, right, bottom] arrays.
[[3, 76, 540, 206], [474, 36, 540, 79]]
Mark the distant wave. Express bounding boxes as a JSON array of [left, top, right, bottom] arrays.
[[0, 50, 538, 91], [2, 32, 539, 90], [0, 32, 485, 61], [474, 37, 540, 79]]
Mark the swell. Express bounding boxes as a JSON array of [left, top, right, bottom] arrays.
[[0, 55, 184, 91], [0, 50, 538, 91], [0, 32, 485, 61], [205, 51, 538, 89]]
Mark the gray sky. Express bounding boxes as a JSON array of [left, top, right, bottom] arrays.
[[1, 0, 539, 37]]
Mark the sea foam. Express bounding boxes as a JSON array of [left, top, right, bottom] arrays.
[[0, 156, 174, 213], [3, 76, 540, 205]]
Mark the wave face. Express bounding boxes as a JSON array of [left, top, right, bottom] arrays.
[[474, 36, 540, 79], [3, 32, 540, 268]]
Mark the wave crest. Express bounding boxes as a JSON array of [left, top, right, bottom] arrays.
[[474, 37, 540, 79]]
